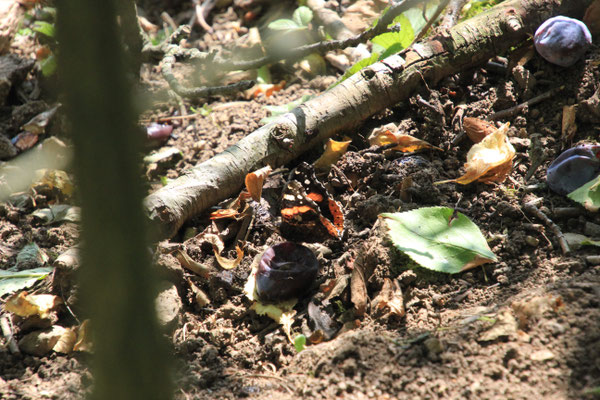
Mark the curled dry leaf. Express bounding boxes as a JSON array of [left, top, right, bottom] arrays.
[[175, 249, 211, 278], [371, 278, 405, 318], [561, 105, 577, 143], [187, 278, 210, 307], [313, 138, 352, 171], [199, 233, 244, 270], [463, 117, 496, 143], [245, 165, 272, 202], [73, 319, 92, 352], [4, 292, 62, 318], [368, 123, 442, 152], [436, 123, 515, 185], [209, 191, 251, 220]]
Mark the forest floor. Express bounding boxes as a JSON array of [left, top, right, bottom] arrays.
[[1, 1, 600, 399]]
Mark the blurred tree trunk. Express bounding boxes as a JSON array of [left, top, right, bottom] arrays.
[[55, 1, 172, 400]]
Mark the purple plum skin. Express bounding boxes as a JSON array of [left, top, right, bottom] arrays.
[[256, 242, 319, 303], [546, 145, 600, 195], [534, 16, 592, 67]]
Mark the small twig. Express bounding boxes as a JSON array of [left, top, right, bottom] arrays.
[[490, 86, 564, 120], [411, 0, 450, 45], [192, 0, 216, 33], [523, 200, 570, 255], [1, 315, 20, 354], [440, 0, 469, 29]]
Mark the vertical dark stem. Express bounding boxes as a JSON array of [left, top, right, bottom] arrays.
[[55, 1, 172, 399]]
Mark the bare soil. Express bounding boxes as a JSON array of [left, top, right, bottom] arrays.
[[1, 2, 600, 399]]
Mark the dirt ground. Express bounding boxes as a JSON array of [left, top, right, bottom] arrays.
[[1, 1, 600, 399]]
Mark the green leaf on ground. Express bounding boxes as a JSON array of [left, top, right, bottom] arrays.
[[32, 21, 55, 38], [268, 19, 301, 31], [381, 207, 497, 274], [0, 267, 53, 297], [293, 6, 313, 27], [371, 14, 414, 54], [294, 334, 306, 352], [567, 175, 600, 212]]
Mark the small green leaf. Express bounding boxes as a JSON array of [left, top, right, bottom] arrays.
[[293, 6, 313, 27], [567, 175, 600, 212], [268, 19, 301, 31], [294, 334, 306, 352], [40, 53, 57, 77], [32, 21, 55, 38], [198, 104, 212, 117], [256, 65, 272, 85], [0, 267, 53, 297], [372, 14, 414, 51], [382, 207, 497, 274]]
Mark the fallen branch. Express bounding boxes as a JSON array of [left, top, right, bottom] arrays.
[[523, 199, 570, 255], [145, 0, 593, 239]]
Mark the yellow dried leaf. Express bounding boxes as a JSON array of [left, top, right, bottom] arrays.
[[33, 169, 74, 198], [199, 233, 244, 270], [436, 123, 515, 185], [314, 138, 352, 171], [368, 124, 441, 152], [4, 292, 62, 318], [245, 165, 272, 201], [53, 327, 77, 354], [73, 319, 93, 352]]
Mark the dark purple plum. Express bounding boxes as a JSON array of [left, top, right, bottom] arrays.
[[256, 242, 319, 303], [547, 144, 600, 195], [534, 16, 592, 67], [146, 123, 173, 143]]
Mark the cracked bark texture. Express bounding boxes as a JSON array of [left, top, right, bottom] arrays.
[[145, 0, 593, 239]]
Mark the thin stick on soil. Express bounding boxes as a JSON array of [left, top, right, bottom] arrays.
[[0, 315, 20, 354], [440, 0, 469, 29], [490, 86, 565, 120], [523, 200, 570, 255]]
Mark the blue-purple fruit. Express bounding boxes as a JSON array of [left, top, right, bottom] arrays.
[[534, 16, 592, 67], [547, 144, 600, 194], [256, 242, 319, 302]]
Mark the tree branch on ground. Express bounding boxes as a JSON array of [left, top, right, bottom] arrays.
[[144, 0, 594, 239]]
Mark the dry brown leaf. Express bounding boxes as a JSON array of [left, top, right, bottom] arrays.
[[209, 191, 251, 220], [187, 279, 210, 307], [245, 165, 272, 202], [350, 259, 368, 317], [561, 105, 577, 143], [368, 123, 442, 152], [175, 249, 211, 278], [478, 308, 518, 342], [4, 292, 62, 318], [463, 117, 496, 143], [200, 233, 244, 270], [52, 327, 77, 354], [313, 138, 352, 171], [371, 278, 405, 318], [512, 294, 563, 329], [32, 169, 74, 198], [73, 319, 92, 352], [436, 123, 515, 185]]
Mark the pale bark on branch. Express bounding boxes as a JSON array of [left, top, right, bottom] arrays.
[[145, 0, 593, 239]]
